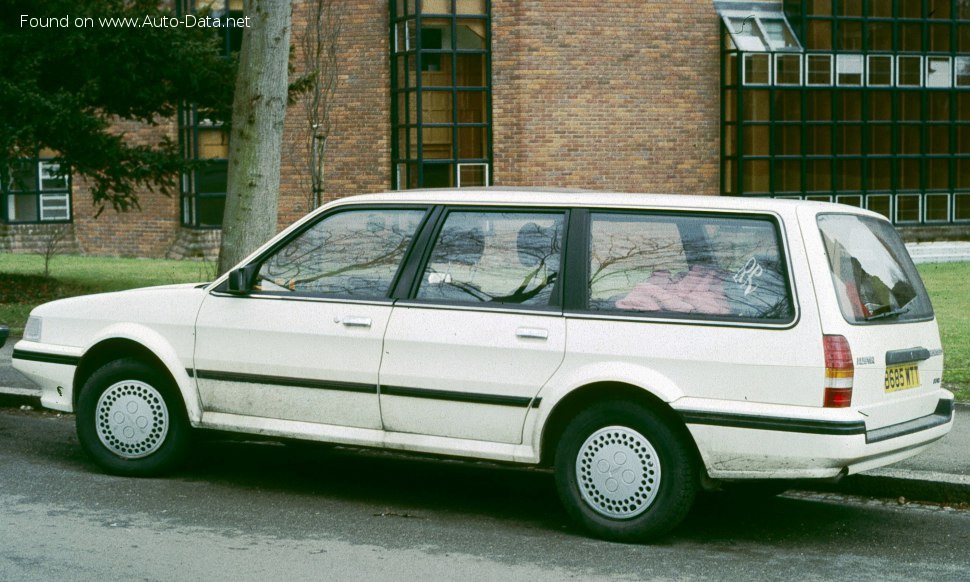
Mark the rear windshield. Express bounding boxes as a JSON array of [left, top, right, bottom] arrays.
[[818, 214, 933, 324]]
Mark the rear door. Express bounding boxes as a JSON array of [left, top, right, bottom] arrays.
[[811, 211, 946, 429], [378, 208, 568, 444]]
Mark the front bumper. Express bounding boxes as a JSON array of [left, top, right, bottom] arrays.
[[10, 341, 82, 412]]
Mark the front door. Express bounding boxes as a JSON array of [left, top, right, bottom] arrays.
[[193, 207, 428, 430]]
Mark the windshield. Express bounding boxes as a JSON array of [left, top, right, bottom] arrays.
[[818, 214, 933, 324]]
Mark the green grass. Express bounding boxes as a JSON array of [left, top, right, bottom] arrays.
[[2, 253, 969, 400], [1, 253, 215, 335], [917, 262, 970, 401]]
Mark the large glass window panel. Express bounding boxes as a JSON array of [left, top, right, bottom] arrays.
[[806, 125, 833, 155], [958, 158, 970, 188], [458, 126, 487, 158], [456, 54, 486, 86], [959, 125, 970, 153], [806, 159, 832, 191], [775, 90, 801, 121], [868, 0, 892, 17], [256, 209, 426, 297], [742, 160, 770, 193], [417, 211, 564, 306], [928, 23, 951, 52], [869, 125, 892, 154], [867, 22, 893, 51], [775, 159, 801, 192], [929, 125, 950, 154], [743, 125, 770, 155], [456, 19, 486, 49], [867, 91, 892, 120], [899, 23, 923, 52], [899, 92, 922, 121], [838, 20, 863, 50], [837, 0, 862, 16], [928, 158, 950, 189], [776, 125, 802, 155], [837, 92, 862, 121], [898, 158, 921, 189], [868, 158, 892, 189], [836, 158, 862, 190], [900, 3, 923, 19], [929, 92, 950, 121], [457, 91, 487, 123], [837, 124, 863, 154], [807, 20, 833, 49], [743, 90, 771, 121], [806, 91, 833, 120], [899, 125, 922, 154], [960, 24, 970, 52]]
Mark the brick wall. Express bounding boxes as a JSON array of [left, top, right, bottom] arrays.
[[491, 0, 721, 195]]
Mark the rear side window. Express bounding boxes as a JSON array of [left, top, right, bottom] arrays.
[[818, 213, 933, 324], [588, 212, 794, 322]]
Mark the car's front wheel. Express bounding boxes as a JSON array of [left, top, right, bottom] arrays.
[[554, 401, 697, 542], [76, 358, 190, 476]]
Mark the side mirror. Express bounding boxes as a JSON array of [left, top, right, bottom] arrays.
[[227, 265, 257, 294]]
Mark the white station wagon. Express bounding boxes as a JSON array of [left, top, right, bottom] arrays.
[[13, 189, 954, 541]]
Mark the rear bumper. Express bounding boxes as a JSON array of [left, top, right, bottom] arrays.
[[678, 397, 955, 480]]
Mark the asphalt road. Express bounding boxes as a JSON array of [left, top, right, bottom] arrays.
[[2, 408, 969, 581]]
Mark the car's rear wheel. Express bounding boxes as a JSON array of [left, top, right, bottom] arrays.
[[554, 401, 697, 542], [76, 358, 190, 476]]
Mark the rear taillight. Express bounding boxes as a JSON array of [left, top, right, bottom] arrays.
[[823, 334, 853, 408]]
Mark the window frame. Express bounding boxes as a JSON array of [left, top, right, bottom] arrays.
[[568, 208, 799, 329], [1, 157, 73, 225]]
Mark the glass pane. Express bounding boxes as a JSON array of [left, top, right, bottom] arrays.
[[837, 195, 863, 208], [196, 161, 228, 193], [806, 125, 832, 155], [775, 90, 801, 121], [960, 24, 970, 52], [868, 0, 891, 17], [839, 20, 863, 51], [807, 20, 832, 49], [457, 91, 486, 123], [762, 19, 798, 49], [926, 194, 949, 222], [807, 54, 832, 85], [958, 158, 970, 188], [897, 194, 921, 222], [808, 0, 833, 17], [928, 23, 951, 52], [775, 159, 801, 192], [588, 213, 792, 320], [836, 158, 862, 190], [838, 0, 862, 16], [960, 94, 970, 120], [898, 56, 922, 86], [418, 211, 564, 306], [900, 2, 922, 18], [867, 22, 893, 51], [929, 126, 950, 154], [929, 1, 950, 19], [806, 159, 832, 191], [957, 194, 970, 221], [456, 0, 486, 15], [926, 57, 952, 88], [837, 125, 862, 154], [899, 23, 922, 52], [900, 125, 922, 154], [867, 195, 892, 219], [929, 92, 950, 121], [7, 193, 39, 222], [724, 89, 737, 122], [38, 161, 67, 190], [422, 53, 453, 83], [742, 160, 770, 193], [899, 92, 922, 121], [959, 125, 970, 154], [867, 56, 893, 86], [257, 209, 426, 297], [725, 53, 738, 86], [724, 159, 737, 194], [776, 125, 801, 155], [836, 54, 863, 85], [422, 126, 453, 159], [806, 91, 832, 120], [743, 125, 770, 156], [420, 19, 451, 51], [458, 125, 487, 158], [196, 195, 225, 227], [198, 128, 229, 159], [456, 19, 486, 49], [868, 158, 892, 189], [724, 125, 736, 157], [458, 163, 488, 186], [5, 160, 37, 191], [423, 162, 454, 187], [837, 92, 862, 120], [928, 158, 950, 189], [422, 0, 451, 13], [898, 158, 921, 189], [956, 56, 970, 86], [867, 92, 892, 120], [743, 54, 770, 85], [775, 55, 801, 85], [869, 126, 892, 154], [743, 90, 770, 121], [456, 53, 486, 86]]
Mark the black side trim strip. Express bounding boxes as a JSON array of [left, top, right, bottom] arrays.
[[680, 410, 867, 436], [381, 385, 541, 408], [193, 369, 377, 394], [885, 347, 932, 366], [865, 399, 955, 444], [12, 349, 80, 366]]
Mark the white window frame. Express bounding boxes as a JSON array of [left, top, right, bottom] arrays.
[[805, 54, 834, 86], [956, 56, 970, 88], [926, 56, 953, 88], [456, 163, 489, 188], [39, 193, 70, 221], [896, 55, 924, 87], [924, 193, 951, 223], [836, 54, 864, 87], [774, 53, 802, 86], [866, 194, 894, 222], [895, 193, 922, 224], [742, 53, 772, 86], [866, 54, 894, 87], [955, 192, 970, 222]]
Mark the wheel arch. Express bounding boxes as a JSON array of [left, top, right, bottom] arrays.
[[74, 333, 200, 423], [538, 382, 702, 470]]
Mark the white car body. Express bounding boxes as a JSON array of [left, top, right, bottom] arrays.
[[13, 189, 954, 539]]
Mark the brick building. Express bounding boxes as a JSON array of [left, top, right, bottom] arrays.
[[2, 1, 968, 258]]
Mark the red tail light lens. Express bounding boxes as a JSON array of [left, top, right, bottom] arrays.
[[823, 335, 853, 408]]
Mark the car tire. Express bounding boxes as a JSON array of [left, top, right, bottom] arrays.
[[554, 401, 697, 543], [76, 358, 190, 477]]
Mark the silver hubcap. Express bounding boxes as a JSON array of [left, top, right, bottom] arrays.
[[95, 380, 169, 459], [575, 426, 661, 519]]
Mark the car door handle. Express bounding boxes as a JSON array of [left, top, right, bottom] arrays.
[[340, 316, 372, 328], [515, 327, 548, 340]]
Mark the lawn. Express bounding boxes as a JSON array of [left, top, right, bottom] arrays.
[[1, 253, 214, 335], [1, 253, 969, 400]]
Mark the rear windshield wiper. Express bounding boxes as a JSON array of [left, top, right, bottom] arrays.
[[864, 300, 913, 321]]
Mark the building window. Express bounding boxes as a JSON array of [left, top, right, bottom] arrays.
[[177, 0, 241, 228], [721, 0, 970, 225], [1, 157, 72, 224], [391, 0, 492, 189]]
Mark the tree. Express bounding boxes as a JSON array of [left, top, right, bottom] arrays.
[[292, 0, 343, 212], [217, 0, 293, 274], [0, 0, 235, 215]]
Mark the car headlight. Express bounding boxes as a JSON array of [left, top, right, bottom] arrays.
[[24, 316, 42, 342]]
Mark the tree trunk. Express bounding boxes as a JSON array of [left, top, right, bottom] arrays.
[[218, 0, 293, 275]]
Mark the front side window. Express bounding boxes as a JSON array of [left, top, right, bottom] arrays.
[[255, 209, 426, 297], [416, 210, 564, 306], [818, 213, 933, 324], [1, 158, 71, 223], [588, 213, 794, 322]]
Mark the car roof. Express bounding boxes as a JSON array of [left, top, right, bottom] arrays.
[[331, 187, 881, 218]]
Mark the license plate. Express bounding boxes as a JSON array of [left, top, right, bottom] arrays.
[[885, 363, 921, 393]]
